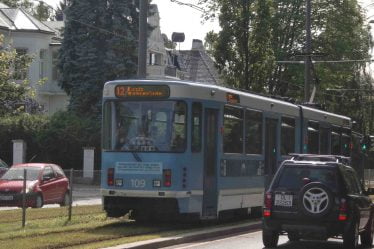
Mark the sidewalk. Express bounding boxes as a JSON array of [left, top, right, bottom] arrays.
[[102, 219, 262, 249], [72, 183, 101, 200]]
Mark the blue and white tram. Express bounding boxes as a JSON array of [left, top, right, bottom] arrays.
[[100, 79, 352, 220]]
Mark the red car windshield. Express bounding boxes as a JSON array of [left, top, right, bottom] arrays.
[[1, 167, 40, 181]]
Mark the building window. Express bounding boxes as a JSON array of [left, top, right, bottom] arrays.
[[245, 109, 262, 154], [52, 50, 60, 81], [149, 52, 162, 65], [14, 48, 28, 80], [281, 117, 295, 155], [223, 106, 243, 153], [191, 102, 202, 152], [39, 49, 47, 78]]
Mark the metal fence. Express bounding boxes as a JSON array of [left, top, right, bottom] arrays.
[[0, 169, 102, 227]]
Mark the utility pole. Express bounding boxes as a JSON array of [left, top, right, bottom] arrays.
[[138, 0, 148, 78], [304, 0, 312, 102]]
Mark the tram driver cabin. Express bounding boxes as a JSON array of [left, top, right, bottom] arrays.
[[100, 79, 352, 220]]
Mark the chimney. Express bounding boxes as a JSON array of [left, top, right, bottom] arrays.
[[192, 39, 204, 51]]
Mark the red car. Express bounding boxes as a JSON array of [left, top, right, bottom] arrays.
[[0, 163, 70, 208]]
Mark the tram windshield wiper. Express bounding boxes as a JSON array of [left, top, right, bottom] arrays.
[[132, 151, 142, 162]]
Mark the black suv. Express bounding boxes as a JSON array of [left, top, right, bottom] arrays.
[[262, 156, 374, 248]]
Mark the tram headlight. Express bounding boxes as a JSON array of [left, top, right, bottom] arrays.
[[153, 180, 161, 187], [115, 178, 123, 187]]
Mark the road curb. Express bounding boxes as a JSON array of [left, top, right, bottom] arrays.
[[103, 220, 261, 249]]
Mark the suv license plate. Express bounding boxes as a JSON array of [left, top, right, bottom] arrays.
[[274, 194, 293, 207]]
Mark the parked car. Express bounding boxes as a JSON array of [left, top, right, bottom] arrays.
[[0, 163, 70, 208], [0, 159, 9, 178], [262, 156, 374, 249]]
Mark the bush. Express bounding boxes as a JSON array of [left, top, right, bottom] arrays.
[[0, 111, 101, 170], [38, 111, 101, 170], [0, 113, 48, 165]]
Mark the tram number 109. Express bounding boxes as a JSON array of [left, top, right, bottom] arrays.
[[131, 179, 146, 188]]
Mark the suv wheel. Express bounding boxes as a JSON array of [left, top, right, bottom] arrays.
[[299, 182, 333, 217], [262, 228, 279, 248], [343, 220, 359, 249], [288, 232, 300, 242], [361, 215, 374, 247]]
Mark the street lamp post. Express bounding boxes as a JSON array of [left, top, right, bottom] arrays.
[[138, 0, 148, 78], [304, 0, 312, 102]]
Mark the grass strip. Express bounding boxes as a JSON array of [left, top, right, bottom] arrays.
[[0, 205, 102, 223], [0, 221, 192, 249]]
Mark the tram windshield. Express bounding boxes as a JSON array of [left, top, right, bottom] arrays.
[[103, 100, 187, 152]]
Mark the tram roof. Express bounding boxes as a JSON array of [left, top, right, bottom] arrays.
[[103, 79, 351, 127]]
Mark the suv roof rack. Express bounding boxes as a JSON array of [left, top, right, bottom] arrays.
[[288, 154, 350, 164]]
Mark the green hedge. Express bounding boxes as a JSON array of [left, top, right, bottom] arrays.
[[0, 112, 101, 170]]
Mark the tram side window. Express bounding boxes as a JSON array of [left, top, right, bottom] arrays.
[[171, 102, 187, 151], [320, 127, 330, 154], [223, 106, 243, 153], [244, 110, 262, 154], [331, 127, 341, 155], [281, 117, 295, 155], [191, 103, 202, 152], [308, 121, 319, 154], [102, 101, 113, 150], [341, 130, 351, 156]]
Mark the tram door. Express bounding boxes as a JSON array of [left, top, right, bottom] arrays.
[[202, 108, 218, 218], [265, 118, 278, 187]]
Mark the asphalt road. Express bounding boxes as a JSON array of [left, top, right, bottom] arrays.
[[161, 230, 374, 249]]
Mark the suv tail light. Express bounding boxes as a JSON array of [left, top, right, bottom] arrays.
[[107, 168, 114, 186], [163, 169, 172, 187], [338, 198, 347, 221], [263, 192, 272, 217]]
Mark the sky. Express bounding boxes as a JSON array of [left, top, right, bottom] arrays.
[[40, 0, 374, 50], [41, 0, 220, 50]]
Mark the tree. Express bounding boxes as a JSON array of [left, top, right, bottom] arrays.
[[0, 34, 34, 116], [58, 0, 139, 117], [0, 0, 54, 21], [0, 0, 33, 11], [200, 0, 274, 91], [33, 1, 52, 21], [54, 0, 71, 21], [202, 0, 372, 132]]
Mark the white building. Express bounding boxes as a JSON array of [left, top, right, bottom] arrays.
[[0, 3, 68, 114], [0, 3, 220, 115]]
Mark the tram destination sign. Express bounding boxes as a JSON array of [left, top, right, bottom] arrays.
[[115, 85, 170, 99]]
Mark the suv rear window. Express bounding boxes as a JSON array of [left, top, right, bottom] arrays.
[[276, 165, 337, 190]]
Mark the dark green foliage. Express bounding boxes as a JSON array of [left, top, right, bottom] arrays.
[[0, 0, 33, 10], [0, 35, 34, 116], [203, 0, 373, 133], [33, 1, 51, 21], [201, 0, 275, 91], [58, 0, 138, 117], [37, 111, 100, 170], [0, 114, 48, 165], [0, 112, 100, 170], [0, 0, 53, 20]]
